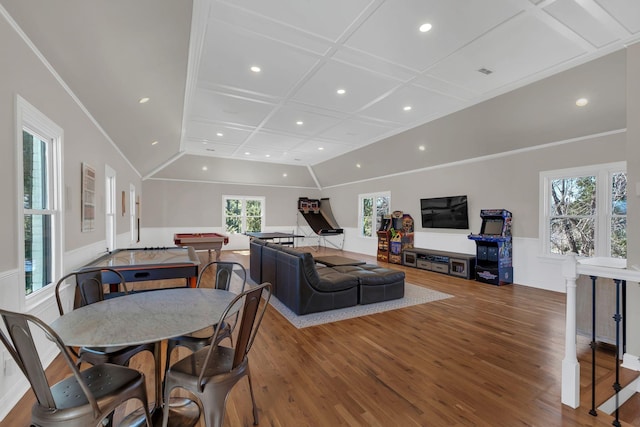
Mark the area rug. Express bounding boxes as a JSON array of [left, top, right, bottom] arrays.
[[266, 283, 452, 329]]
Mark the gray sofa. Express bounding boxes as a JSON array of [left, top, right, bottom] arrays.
[[249, 238, 405, 315]]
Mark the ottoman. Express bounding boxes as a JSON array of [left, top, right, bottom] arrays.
[[333, 264, 405, 305]]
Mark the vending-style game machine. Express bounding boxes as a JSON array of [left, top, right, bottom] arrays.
[[377, 215, 392, 262], [467, 209, 513, 285], [389, 211, 414, 264]]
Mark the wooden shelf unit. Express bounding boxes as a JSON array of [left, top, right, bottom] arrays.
[[402, 248, 476, 280]]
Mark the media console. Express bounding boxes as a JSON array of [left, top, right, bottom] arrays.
[[402, 248, 476, 280]]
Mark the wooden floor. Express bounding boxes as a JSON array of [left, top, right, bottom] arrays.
[[1, 246, 638, 426]]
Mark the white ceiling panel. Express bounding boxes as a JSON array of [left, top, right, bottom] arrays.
[[199, 21, 321, 97], [291, 59, 400, 113], [596, 0, 640, 33], [191, 90, 274, 127], [217, 0, 373, 41], [261, 104, 343, 136], [317, 119, 395, 145], [243, 131, 307, 151], [544, 0, 619, 48], [344, 0, 524, 72], [185, 121, 252, 145], [186, 142, 242, 157], [359, 84, 465, 125], [426, 13, 588, 94]]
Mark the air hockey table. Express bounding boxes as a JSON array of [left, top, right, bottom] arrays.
[[80, 246, 201, 289]]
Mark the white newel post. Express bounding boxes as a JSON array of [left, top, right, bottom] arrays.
[[561, 253, 580, 408]]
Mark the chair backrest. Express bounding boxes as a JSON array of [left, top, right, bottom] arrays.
[[54, 268, 128, 315], [0, 309, 100, 414], [198, 282, 271, 387], [197, 261, 247, 293]]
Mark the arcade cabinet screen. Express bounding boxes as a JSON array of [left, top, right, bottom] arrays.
[[420, 195, 469, 229], [482, 218, 504, 235]]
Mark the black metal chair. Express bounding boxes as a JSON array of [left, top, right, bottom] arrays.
[[54, 268, 156, 367], [162, 282, 271, 427], [0, 308, 152, 427], [163, 261, 247, 374]]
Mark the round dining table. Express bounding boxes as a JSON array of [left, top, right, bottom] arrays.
[[50, 287, 241, 426]]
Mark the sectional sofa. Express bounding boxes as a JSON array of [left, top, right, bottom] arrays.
[[249, 238, 405, 315]]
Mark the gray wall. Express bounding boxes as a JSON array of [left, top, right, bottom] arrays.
[[322, 132, 626, 240], [0, 14, 141, 271], [142, 179, 321, 229]]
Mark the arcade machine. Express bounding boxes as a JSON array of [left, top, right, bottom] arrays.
[[388, 211, 414, 265], [467, 209, 512, 285], [377, 215, 392, 262]]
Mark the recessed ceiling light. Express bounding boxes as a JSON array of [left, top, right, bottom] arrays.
[[216, 132, 223, 137], [336, 88, 346, 95], [265, 154, 271, 158], [202, 141, 208, 144], [318, 147, 324, 151], [139, 97, 150, 104], [151, 140, 158, 145], [202, 166, 208, 171], [250, 66, 261, 73], [356, 163, 361, 168], [403, 106, 412, 111], [419, 23, 432, 33], [283, 173, 288, 177], [576, 98, 588, 107], [419, 145, 426, 151], [296, 121, 304, 126], [244, 152, 251, 155]]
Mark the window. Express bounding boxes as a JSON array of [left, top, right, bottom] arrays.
[[130, 184, 137, 242], [18, 96, 63, 296], [223, 196, 264, 234], [358, 192, 391, 238], [540, 162, 626, 258]]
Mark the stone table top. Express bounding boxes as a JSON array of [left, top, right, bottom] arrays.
[[50, 288, 239, 347]]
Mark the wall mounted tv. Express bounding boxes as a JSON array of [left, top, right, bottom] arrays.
[[420, 195, 469, 229]]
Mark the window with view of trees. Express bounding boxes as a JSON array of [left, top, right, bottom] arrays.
[[358, 192, 391, 238], [223, 196, 264, 234], [19, 96, 63, 296], [541, 162, 626, 258]]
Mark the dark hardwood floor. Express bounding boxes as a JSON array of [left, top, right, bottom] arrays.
[[1, 246, 637, 426]]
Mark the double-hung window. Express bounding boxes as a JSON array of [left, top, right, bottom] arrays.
[[358, 192, 391, 238], [223, 196, 264, 234], [19, 96, 63, 296], [540, 162, 626, 258]]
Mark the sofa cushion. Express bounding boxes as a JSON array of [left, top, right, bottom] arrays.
[[333, 265, 405, 285], [315, 266, 359, 292]]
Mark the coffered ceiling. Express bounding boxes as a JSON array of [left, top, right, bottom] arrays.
[[1, 0, 639, 186]]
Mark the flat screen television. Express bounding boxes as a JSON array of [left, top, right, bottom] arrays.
[[420, 195, 469, 229]]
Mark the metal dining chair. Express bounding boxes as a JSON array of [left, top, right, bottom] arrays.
[[164, 261, 247, 374], [162, 282, 271, 427], [54, 268, 156, 367], [0, 308, 153, 427]]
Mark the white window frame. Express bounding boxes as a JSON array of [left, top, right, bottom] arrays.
[[16, 96, 64, 308], [358, 191, 391, 238], [539, 161, 626, 259], [129, 183, 137, 243], [105, 165, 116, 251], [222, 195, 265, 234]]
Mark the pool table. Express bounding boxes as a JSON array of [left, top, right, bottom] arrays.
[[173, 232, 229, 261]]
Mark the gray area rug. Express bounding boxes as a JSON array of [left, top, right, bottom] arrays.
[[267, 283, 453, 329]]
